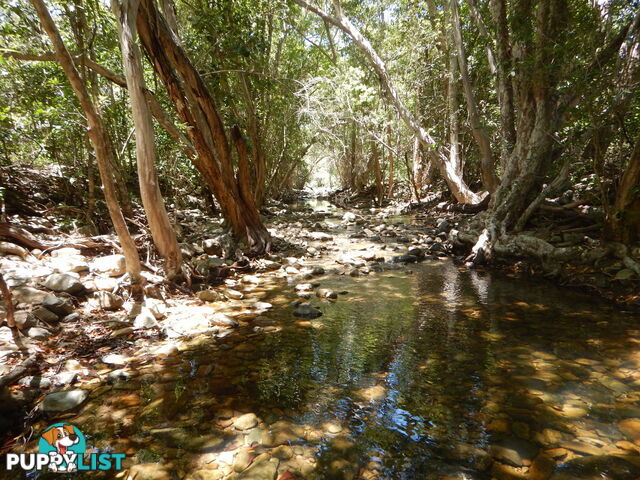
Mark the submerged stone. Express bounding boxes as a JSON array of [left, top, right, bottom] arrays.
[[293, 303, 322, 319], [550, 455, 640, 480]]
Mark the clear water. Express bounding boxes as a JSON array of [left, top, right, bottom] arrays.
[[34, 259, 640, 479]]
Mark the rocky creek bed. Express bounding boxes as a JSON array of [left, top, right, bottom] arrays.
[[1, 200, 640, 480]]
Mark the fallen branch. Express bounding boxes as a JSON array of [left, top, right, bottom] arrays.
[[0, 223, 47, 250], [0, 222, 116, 254]]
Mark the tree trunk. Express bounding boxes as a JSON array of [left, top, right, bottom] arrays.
[[31, 0, 142, 283], [608, 135, 640, 243], [239, 73, 266, 208], [112, 0, 182, 278], [136, 0, 270, 253], [372, 141, 384, 206], [490, 0, 516, 169], [296, 0, 481, 204], [451, 0, 498, 192], [447, 46, 462, 177]]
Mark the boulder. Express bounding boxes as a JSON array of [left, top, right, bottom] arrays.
[[27, 327, 52, 339], [11, 286, 48, 305], [489, 437, 539, 467], [18, 376, 52, 388], [102, 353, 129, 365], [316, 288, 338, 299], [233, 413, 258, 430], [13, 311, 35, 330], [224, 289, 244, 300], [202, 238, 223, 256], [436, 218, 451, 233], [211, 313, 238, 328], [392, 254, 418, 264], [293, 303, 322, 319], [41, 390, 88, 413], [134, 308, 159, 329], [49, 256, 89, 274], [44, 274, 84, 295], [343, 212, 357, 222], [197, 289, 223, 302], [618, 418, 640, 441], [92, 291, 124, 311], [32, 306, 60, 323], [90, 254, 126, 277], [41, 294, 74, 316], [308, 231, 333, 241]]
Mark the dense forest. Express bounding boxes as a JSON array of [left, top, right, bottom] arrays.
[[1, 0, 640, 479]]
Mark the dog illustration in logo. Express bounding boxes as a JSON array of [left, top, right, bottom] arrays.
[[41, 424, 80, 472]]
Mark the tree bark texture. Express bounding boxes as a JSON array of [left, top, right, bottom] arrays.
[[136, 0, 270, 253], [31, 0, 142, 282], [113, 0, 182, 278]]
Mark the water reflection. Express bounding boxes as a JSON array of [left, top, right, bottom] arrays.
[[22, 259, 640, 479]]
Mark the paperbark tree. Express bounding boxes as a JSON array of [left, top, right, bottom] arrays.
[[295, 0, 482, 204], [112, 0, 182, 278], [609, 136, 640, 244], [490, 0, 516, 168], [136, 0, 270, 253], [451, 0, 498, 192], [31, 0, 142, 283], [467, 0, 640, 263]]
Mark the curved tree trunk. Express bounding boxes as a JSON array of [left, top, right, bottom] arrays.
[[136, 0, 270, 253], [112, 0, 182, 278], [31, 0, 142, 283]]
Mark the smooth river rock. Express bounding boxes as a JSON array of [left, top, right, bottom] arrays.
[[44, 274, 84, 295], [41, 390, 88, 412], [293, 303, 322, 319]]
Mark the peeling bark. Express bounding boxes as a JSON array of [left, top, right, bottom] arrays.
[[112, 0, 182, 278], [136, 0, 270, 253]]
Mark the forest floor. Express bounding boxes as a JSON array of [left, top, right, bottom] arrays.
[[1, 168, 640, 479]]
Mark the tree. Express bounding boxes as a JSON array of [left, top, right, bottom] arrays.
[[135, 0, 271, 253], [295, 0, 483, 204], [112, 0, 182, 278], [30, 0, 142, 284]]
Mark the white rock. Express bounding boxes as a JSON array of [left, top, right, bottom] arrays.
[[44, 273, 84, 294], [90, 255, 126, 277], [41, 390, 88, 412], [134, 308, 159, 329]]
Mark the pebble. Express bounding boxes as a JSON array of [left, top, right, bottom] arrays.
[[27, 327, 52, 339], [90, 254, 126, 276]]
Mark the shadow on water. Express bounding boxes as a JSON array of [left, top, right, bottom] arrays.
[[11, 259, 640, 480]]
